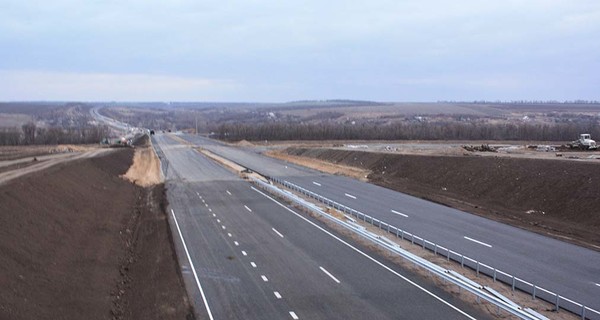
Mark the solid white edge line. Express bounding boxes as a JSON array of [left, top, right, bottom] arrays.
[[289, 311, 299, 319], [250, 186, 477, 320], [274, 291, 282, 299], [245, 205, 252, 212], [319, 266, 341, 284], [171, 209, 214, 320], [312, 181, 322, 186], [272, 227, 284, 238], [344, 193, 357, 199], [464, 236, 493, 248], [391, 209, 409, 218]]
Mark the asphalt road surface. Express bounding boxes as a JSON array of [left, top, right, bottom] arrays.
[[177, 133, 600, 313], [153, 134, 491, 320]]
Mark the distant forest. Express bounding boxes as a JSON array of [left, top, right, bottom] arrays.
[[0, 123, 110, 146], [215, 121, 600, 142]]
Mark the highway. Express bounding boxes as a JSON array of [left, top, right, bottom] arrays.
[[153, 133, 490, 320], [177, 133, 600, 312]]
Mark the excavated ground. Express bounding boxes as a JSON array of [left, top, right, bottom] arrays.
[[280, 147, 600, 250], [0, 147, 193, 320]]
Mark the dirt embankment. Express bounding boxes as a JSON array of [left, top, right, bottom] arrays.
[[122, 135, 163, 187], [0, 148, 193, 319], [278, 147, 600, 250]]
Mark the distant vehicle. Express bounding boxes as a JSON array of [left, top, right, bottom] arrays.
[[150, 130, 155, 135], [568, 133, 597, 150]]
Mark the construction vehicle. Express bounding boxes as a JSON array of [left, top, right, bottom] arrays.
[[568, 133, 597, 150]]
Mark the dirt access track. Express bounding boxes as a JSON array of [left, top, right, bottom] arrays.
[[273, 147, 600, 250], [0, 137, 193, 320]]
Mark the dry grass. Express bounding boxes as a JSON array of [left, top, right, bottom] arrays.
[[122, 146, 162, 187], [264, 149, 371, 181]]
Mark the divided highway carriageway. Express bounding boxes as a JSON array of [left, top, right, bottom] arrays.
[[175, 133, 600, 314], [153, 133, 491, 320]]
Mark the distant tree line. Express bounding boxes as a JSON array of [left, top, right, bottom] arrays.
[[215, 121, 600, 142], [0, 122, 110, 146]]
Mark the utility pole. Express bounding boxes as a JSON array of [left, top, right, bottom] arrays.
[[195, 115, 198, 135]]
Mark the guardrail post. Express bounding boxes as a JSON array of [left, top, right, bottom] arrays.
[[555, 295, 560, 312], [396, 229, 399, 237], [401, 230, 404, 240], [434, 244, 438, 255], [476, 261, 480, 276], [512, 276, 515, 291], [461, 255, 464, 267], [532, 285, 536, 300], [493, 269, 496, 282], [387, 224, 390, 232], [411, 235, 414, 244], [447, 248, 450, 261], [582, 305, 586, 319]]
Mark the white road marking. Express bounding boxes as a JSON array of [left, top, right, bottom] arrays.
[[212, 213, 216, 217], [319, 266, 341, 284], [595, 283, 600, 287], [216, 219, 221, 223], [312, 181, 322, 186], [202, 199, 205, 203], [208, 208, 212, 212], [205, 203, 208, 207], [261, 275, 269, 282], [391, 209, 408, 218], [251, 262, 257, 268], [463, 236, 493, 248], [274, 291, 282, 299], [170, 210, 214, 320], [242, 250, 247, 256], [227, 233, 232, 237], [289, 311, 299, 319], [251, 187, 477, 320], [226, 190, 232, 195], [244, 205, 252, 212], [234, 241, 239, 246], [272, 228, 284, 238], [196, 192, 200, 196], [221, 225, 226, 230], [344, 193, 357, 199]]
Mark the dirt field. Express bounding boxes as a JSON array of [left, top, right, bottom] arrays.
[[0, 148, 193, 319], [276, 147, 600, 250]]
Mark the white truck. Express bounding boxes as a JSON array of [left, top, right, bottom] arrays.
[[568, 133, 597, 150]]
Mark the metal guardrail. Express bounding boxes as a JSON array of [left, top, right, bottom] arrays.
[[269, 177, 599, 320], [252, 178, 547, 320]]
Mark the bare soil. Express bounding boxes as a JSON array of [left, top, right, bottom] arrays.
[[122, 136, 163, 187], [0, 148, 193, 319], [276, 147, 600, 250]]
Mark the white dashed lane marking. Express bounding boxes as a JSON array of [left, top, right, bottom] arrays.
[[464, 236, 492, 248]]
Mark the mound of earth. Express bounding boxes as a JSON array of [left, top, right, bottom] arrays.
[[282, 147, 600, 250], [0, 148, 193, 320]]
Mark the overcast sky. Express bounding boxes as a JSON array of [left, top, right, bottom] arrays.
[[1, 0, 599, 102]]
